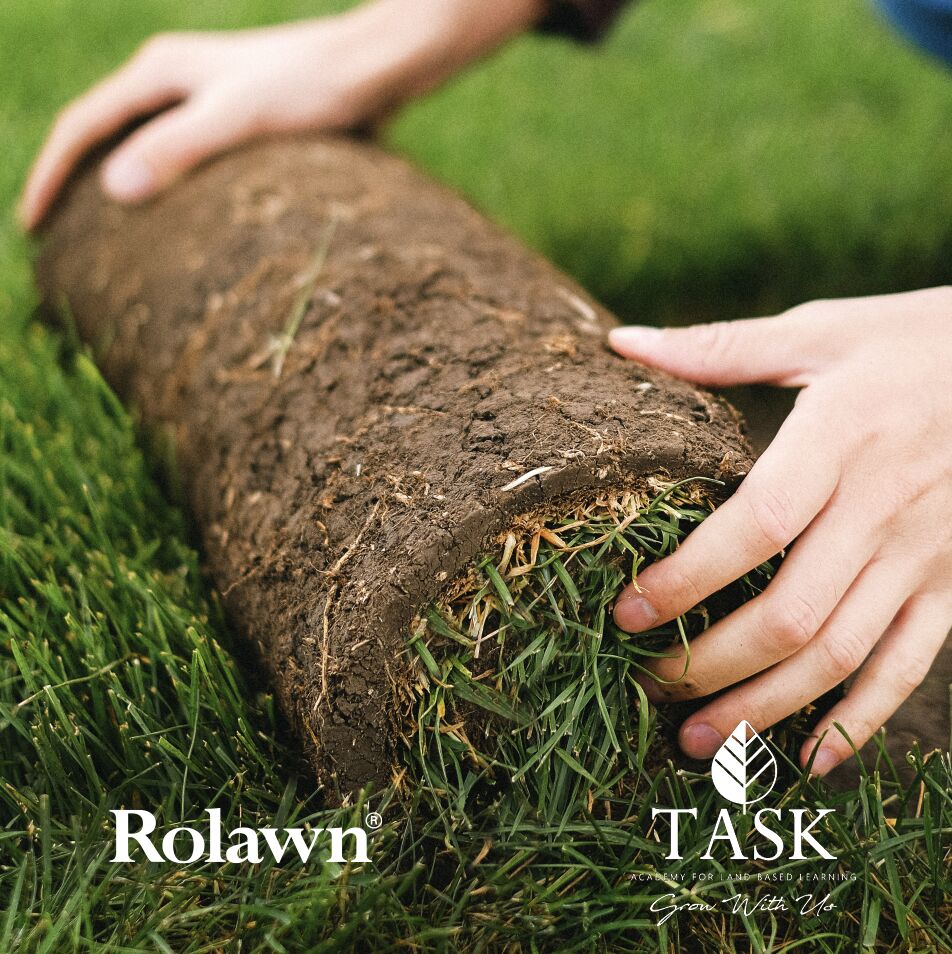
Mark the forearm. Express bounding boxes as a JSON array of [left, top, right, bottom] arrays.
[[332, 0, 548, 109]]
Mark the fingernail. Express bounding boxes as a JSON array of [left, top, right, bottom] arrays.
[[608, 325, 664, 351], [809, 747, 839, 777], [680, 722, 724, 759], [614, 594, 659, 632], [102, 155, 154, 201]]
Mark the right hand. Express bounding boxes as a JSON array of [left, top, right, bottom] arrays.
[[18, 0, 546, 230]]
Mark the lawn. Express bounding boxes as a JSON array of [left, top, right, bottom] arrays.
[[1, 0, 951, 951]]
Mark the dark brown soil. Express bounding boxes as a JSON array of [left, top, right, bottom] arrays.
[[36, 136, 754, 801]]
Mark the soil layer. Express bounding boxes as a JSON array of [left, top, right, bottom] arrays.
[[36, 136, 753, 800]]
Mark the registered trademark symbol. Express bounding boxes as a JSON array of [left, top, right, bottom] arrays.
[[365, 811, 382, 830]]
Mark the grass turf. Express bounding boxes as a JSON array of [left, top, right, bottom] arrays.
[[2, 0, 952, 950], [402, 483, 949, 951], [407, 482, 776, 829]]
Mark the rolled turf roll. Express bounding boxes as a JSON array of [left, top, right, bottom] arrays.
[[36, 136, 753, 801]]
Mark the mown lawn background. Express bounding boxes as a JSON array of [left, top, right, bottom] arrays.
[[1, 1, 951, 951]]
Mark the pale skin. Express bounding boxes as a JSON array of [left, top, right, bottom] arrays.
[[19, 0, 952, 777], [17, 0, 547, 225], [610, 298, 952, 775]]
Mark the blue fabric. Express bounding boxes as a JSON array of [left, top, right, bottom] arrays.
[[878, 0, 952, 65]]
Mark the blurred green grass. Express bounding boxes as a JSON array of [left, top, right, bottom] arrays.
[[396, 0, 952, 320], [4, 0, 952, 327]]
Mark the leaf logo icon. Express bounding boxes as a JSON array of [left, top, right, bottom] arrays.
[[710, 721, 777, 812]]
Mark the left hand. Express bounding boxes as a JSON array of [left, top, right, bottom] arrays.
[[17, 0, 545, 230], [609, 287, 952, 776]]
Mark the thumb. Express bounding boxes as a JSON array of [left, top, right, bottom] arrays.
[[100, 96, 253, 202], [608, 316, 812, 387]]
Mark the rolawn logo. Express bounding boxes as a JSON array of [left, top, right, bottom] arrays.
[[111, 809, 373, 865], [652, 721, 837, 861]]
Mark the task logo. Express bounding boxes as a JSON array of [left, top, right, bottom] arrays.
[[710, 720, 777, 812], [651, 720, 836, 861]]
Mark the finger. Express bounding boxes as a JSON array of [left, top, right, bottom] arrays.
[[614, 403, 839, 632], [99, 95, 255, 200], [637, 501, 876, 700], [674, 555, 914, 759], [608, 314, 816, 387], [800, 592, 952, 775], [19, 61, 185, 229]]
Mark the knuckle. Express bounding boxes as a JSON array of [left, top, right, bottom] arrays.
[[136, 32, 185, 63], [893, 659, 929, 697], [52, 102, 82, 138], [736, 698, 771, 737], [686, 321, 736, 370], [136, 35, 165, 60], [767, 593, 821, 653], [781, 299, 836, 344], [922, 285, 952, 312], [879, 471, 932, 522], [662, 563, 705, 611], [745, 483, 798, 552], [787, 297, 829, 316], [819, 628, 868, 680]]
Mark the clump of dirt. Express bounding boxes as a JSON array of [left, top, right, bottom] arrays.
[[37, 136, 753, 801]]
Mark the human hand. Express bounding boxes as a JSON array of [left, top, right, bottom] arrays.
[[18, 0, 544, 229], [609, 288, 952, 775]]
